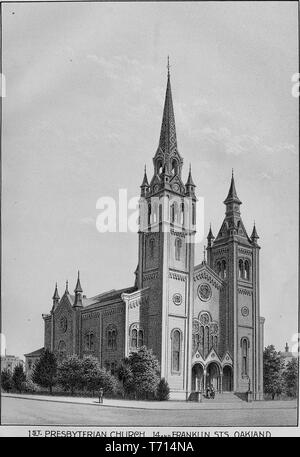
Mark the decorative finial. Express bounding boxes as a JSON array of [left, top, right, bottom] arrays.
[[167, 56, 170, 76], [65, 280, 69, 293], [189, 163, 191, 173], [144, 164, 147, 174], [232, 168, 234, 178]]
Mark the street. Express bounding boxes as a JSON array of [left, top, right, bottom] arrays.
[[1, 396, 297, 427]]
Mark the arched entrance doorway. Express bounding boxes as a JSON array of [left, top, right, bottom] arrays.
[[206, 362, 221, 392], [223, 365, 233, 392], [192, 363, 204, 391]]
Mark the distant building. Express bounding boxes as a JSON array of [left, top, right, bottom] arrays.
[[24, 347, 44, 377], [1, 353, 24, 373], [279, 343, 295, 366]]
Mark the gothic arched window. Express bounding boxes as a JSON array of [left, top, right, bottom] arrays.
[[156, 159, 163, 175], [222, 260, 227, 279], [238, 259, 244, 279], [216, 261, 222, 277], [241, 338, 249, 376], [180, 202, 185, 225], [159, 204, 162, 223], [131, 329, 138, 348], [107, 326, 117, 350], [171, 201, 179, 223], [192, 203, 196, 226], [149, 238, 155, 258], [204, 326, 209, 357], [111, 329, 117, 350], [171, 329, 181, 373], [244, 260, 250, 280], [138, 330, 144, 347], [175, 238, 182, 261], [171, 158, 179, 175], [85, 332, 95, 351], [148, 204, 151, 225]]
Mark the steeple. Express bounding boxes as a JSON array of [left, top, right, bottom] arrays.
[[207, 224, 215, 247], [74, 271, 83, 307], [151, 59, 183, 187], [223, 170, 242, 221], [52, 282, 60, 310], [224, 170, 242, 206], [251, 222, 259, 245], [158, 60, 177, 160], [140, 165, 149, 197]]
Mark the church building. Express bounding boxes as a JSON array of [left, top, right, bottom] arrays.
[[26, 66, 265, 400]]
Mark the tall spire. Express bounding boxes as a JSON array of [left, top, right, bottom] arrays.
[[74, 270, 83, 293], [141, 165, 149, 187], [224, 169, 241, 205], [74, 271, 83, 307], [52, 282, 60, 301], [251, 222, 259, 245], [158, 58, 178, 159]]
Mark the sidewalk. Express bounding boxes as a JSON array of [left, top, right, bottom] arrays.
[[2, 393, 297, 411]]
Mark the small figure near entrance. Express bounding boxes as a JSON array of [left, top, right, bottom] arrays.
[[205, 384, 215, 399], [98, 388, 104, 404]]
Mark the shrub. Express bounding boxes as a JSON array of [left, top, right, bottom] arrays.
[[1, 369, 13, 392], [21, 379, 40, 393], [156, 378, 170, 401]]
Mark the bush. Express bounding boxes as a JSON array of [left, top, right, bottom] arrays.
[[156, 378, 170, 401], [1, 369, 13, 392], [21, 379, 40, 393]]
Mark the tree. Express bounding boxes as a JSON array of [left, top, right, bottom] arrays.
[[283, 358, 298, 398], [1, 369, 13, 392], [128, 346, 160, 399], [32, 349, 57, 394], [82, 357, 118, 396], [156, 378, 170, 401], [117, 357, 133, 397], [57, 355, 84, 395], [12, 364, 26, 393], [263, 345, 285, 400]]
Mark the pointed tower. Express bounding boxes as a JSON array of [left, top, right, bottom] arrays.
[[74, 271, 83, 307], [210, 172, 263, 400], [136, 61, 196, 400], [149, 59, 184, 195], [140, 165, 149, 197], [206, 224, 215, 265], [52, 282, 60, 311]]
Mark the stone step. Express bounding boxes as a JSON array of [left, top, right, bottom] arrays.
[[189, 392, 245, 403]]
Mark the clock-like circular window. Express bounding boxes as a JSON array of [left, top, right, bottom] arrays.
[[173, 293, 182, 306], [197, 283, 212, 302], [241, 306, 249, 317]]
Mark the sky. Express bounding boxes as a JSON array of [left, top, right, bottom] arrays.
[[1, 1, 298, 359]]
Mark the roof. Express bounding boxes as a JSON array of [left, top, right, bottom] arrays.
[[24, 347, 44, 358], [83, 286, 137, 310]]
